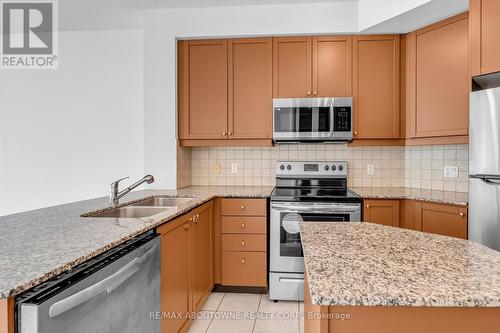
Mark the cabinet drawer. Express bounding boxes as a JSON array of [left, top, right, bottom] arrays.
[[222, 234, 267, 252], [221, 198, 266, 216], [222, 251, 267, 287], [221, 216, 266, 234]]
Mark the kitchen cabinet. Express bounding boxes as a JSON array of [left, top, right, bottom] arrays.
[[178, 40, 228, 140], [470, 0, 500, 76], [179, 38, 273, 146], [405, 13, 469, 141], [158, 201, 214, 333], [363, 199, 400, 227], [220, 198, 267, 287], [353, 35, 400, 140], [273, 36, 352, 98], [418, 202, 468, 239]]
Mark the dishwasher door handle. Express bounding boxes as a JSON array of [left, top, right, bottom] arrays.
[[49, 241, 158, 319]]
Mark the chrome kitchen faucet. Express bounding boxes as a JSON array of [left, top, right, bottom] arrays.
[[110, 175, 155, 205]]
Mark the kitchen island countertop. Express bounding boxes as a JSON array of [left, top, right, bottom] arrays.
[[300, 222, 500, 307]]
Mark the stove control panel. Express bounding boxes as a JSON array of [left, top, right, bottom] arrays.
[[276, 161, 348, 177]]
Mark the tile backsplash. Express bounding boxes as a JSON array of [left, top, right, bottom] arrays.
[[187, 144, 469, 192]]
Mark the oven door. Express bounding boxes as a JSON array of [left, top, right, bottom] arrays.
[[273, 98, 333, 141], [270, 202, 361, 273]]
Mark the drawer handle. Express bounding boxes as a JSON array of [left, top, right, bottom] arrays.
[[241, 205, 245, 210], [241, 241, 246, 247], [241, 223, 246, 229], [241, 258, 245, 264]]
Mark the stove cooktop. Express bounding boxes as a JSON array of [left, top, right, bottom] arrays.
[[270, 187, 362, 203]]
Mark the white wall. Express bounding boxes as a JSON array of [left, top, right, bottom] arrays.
[[142, 2, 359, 190], [0, 29, 144, 216]]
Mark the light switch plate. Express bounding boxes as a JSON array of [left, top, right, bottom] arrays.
[[367, 164, 375, 176], [444, 166, 458, 178], [231, 163, 238, 174]]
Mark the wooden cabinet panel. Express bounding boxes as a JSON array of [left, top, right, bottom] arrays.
[[399, 199, 421, 231], [353, 35, 400, 139], [159, 216, 191, 333], [221, 198, 267, 216], [228, 38, 272, 139], [178, 40, 228, 140], [222, 234, 267, 252], [413, 14, 469, 138], [312, 36, 352, 97], [221, 216, 267, 234], [221, 251, 267, 287], [364, 200, 400, 227], [470, 0, 500, 76], [273, 37, 312, 98], [420, 203, 468, 239], [190, 202, 214, 311]]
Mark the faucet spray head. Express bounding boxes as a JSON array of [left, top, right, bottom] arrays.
[[144, 175, 155, 184]]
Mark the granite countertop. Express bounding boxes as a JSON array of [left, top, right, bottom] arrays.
[[351, 187, 468, 206], [301, 222, 500, 307], [0, 186, 272, 299]]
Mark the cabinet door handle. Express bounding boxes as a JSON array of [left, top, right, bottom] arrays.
[[241, 205, 245, 210], [313, 91, 317, 96], [184, 223, 189, 230], [354, 131, 358, 136], [228, 132, 233, 136], [459, 212, 465, 217], [241, 258, 245, 264], [307, 91, 311, 97], [222, 132, 227, 136], [241, 223, 246, 229], [241, 241, 246, 247], [366, 204, 370, 209]]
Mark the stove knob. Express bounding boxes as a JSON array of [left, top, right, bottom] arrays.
[[331, 165, 336, 171], [338, 165, 344, 171], [287, 165, 292, 171], [280, 164, 285, 171], [324, 165, 329, 171]]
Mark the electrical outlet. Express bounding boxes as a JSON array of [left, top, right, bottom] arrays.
[[367, 164, 375, 176], [444, 166, 458, 178], [231, 163, 238, 174]]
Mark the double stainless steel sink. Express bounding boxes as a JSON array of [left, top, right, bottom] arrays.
[[86, 196, 196, 218]]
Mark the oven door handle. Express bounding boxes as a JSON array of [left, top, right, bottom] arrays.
[[271, 204, 360, 214]]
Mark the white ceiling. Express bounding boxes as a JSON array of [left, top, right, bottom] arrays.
[[135, 0, 358, 9]]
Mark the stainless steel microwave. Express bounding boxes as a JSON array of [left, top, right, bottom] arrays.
[[272, 97, 353, 143]]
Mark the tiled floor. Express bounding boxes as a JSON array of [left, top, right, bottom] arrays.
[[188, 293, 304, 333]]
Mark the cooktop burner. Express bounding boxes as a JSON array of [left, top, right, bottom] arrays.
[[271, 187, 361, 203]]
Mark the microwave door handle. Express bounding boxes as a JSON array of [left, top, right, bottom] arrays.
[[48, 242, 158, 318]]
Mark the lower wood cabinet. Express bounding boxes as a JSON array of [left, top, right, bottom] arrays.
[[364, 199, 468, 240], [219, 198, 267, 287], [157, 200, 214, 333], [364, 200, 400, 227]]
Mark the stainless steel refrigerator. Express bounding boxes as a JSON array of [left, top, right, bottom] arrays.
[[469, 80, 500, 251]]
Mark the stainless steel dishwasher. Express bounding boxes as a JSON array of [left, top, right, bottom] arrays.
[[16, 231, 160, 333]]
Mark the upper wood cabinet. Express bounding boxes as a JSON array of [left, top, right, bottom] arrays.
[[419, 202, 468, 239], [273, 36, 352, 98], [363, 199, 400, 227], [353, 35, 400, 140], [228, 38, 273, 139], [470, 0, 500, 76], [178, 40, 228, 140], [405, 13, 469, 139], [178, 38, 273, 145]]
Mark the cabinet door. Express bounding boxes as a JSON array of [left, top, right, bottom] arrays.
[[178, 40, 228, 140], [273, 37, 312, 98], [312, 36, 352, 97], [353, 35, 400, 139], [159, 217, 191, 333], [470, 0, 500, 76], [190, 202, 214, 312], [420, 203, 468, 239], [228, 38, 272, 139], [412, 14, 469, 138], [364, 200, 400, 227]]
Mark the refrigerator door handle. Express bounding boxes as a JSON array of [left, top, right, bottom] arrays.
[[481, 178, 500, 186]]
